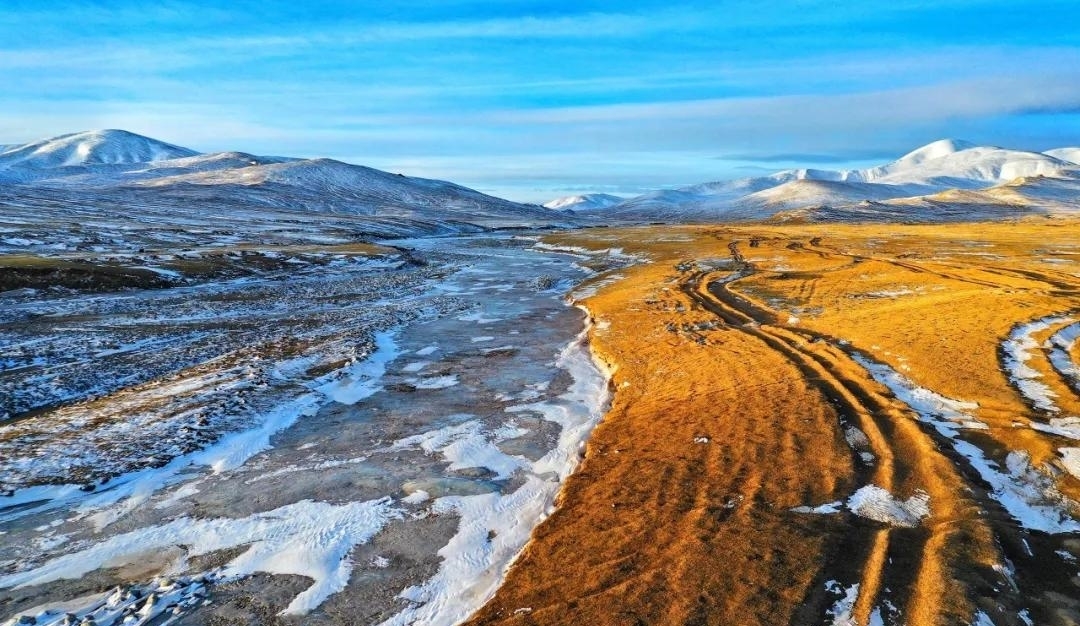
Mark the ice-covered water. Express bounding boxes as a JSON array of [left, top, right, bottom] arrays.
[[0, 234, 619, 625]]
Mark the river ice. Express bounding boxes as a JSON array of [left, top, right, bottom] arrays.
[[0, 234, 620, 625]]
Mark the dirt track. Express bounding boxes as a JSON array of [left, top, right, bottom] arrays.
[[466, 222, 1080, 626]]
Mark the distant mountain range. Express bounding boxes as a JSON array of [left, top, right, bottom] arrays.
[[3, 131, 1079, 249], [544, 138, 1080, 222], [0, 130, 568, 239]]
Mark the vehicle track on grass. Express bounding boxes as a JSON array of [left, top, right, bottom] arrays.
[[468, 245, 989, 625], [467, 228, 1080, 626], [683, 270, 901, 624], [806, 238, 1080, 296], [722, 237, 1080, 624], [467, 267, 862, 624], [684, 242, 1002, 625]]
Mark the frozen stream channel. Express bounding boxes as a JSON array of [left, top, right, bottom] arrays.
[[0, 234, 619, 625]]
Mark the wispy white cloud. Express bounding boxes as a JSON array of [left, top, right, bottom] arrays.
[[5, 70, 1080, 197], [484, 75, 1080, 126], [2, 1, 1079, 200], [0, 10, 698, 72]]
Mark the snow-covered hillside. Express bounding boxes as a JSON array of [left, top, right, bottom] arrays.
[[1045, 147, 1080, 165], [604, 139, 1080, 223], [128, 157, 546, 222], [0, 130, 575, 248], [4, 130, 1079, 233], [543, 193, 623, 211], [856, 140, 1071, 187], [0, 130, 197, 171]]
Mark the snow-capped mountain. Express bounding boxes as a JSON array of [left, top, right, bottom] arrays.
[[853, 140, 1070, 187], [543, 193, 624, 211], [605, 139, 1080, 223], [0, 129, 197, 171], [124, 156, 551, 223], [4, 131, 1079, 236], [1045, 147, 1080, 165], [0, 130, 572, 236]]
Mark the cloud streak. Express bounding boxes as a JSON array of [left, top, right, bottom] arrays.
[[1, 1, 1079, 200]]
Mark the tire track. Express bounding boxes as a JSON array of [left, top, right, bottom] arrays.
[[466, 259, 863, 626], [683, 240, 1001, 625], [726, 236, 1080, 624], [466, 227, 1080, 626], [805, 240, 1010, 290]]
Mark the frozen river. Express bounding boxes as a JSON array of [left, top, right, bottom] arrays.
[[0, 234, 619, 626]]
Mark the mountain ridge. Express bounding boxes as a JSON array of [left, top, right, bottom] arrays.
[[543, 193, 624, 211], [5, 130, 1080, 226], [0, 130, 575, 239], [600, 138, 1080, 223]]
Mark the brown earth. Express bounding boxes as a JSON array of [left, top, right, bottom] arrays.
[[0, 257, 175, 292], [465, 221, 1080, 626], [0, 242, 392, 292]]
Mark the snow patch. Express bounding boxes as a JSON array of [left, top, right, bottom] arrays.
[[402, 490, 430, 505], [410, 375, 459, 390], [865, 288, 916, 298], [791, 501, 843, 515], [825, 581, 860, 626], [1002, 315, 1074, 413], [847, 485, 930, 528], [317, 331, 399, 404], [852, 352, 1080, 533], [379, 318, 611, 626], [570, 273, 625, 301], [2, 576, 212, 626], [1047, 321, 1080, 389], [390, 420, 527, 480], [1060, 448, 1080, 480], [0, 498, 403, 616], [1031, 416, 1080, 439], [457, 311, 502, 324]]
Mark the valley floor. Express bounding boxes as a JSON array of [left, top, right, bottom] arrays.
[[0, 234, 623, 626], [4, 221, 1080, 626]]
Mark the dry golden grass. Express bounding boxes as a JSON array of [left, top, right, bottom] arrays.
[[466, 221, 1080, 626]]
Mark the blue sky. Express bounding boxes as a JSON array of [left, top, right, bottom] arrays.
[[3, 1, 1080, 201]]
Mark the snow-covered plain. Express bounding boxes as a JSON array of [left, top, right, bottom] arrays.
[[0, 255, 465, 492]]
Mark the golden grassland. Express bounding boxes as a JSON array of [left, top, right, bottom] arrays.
[[467, 220, 1080, 626]]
